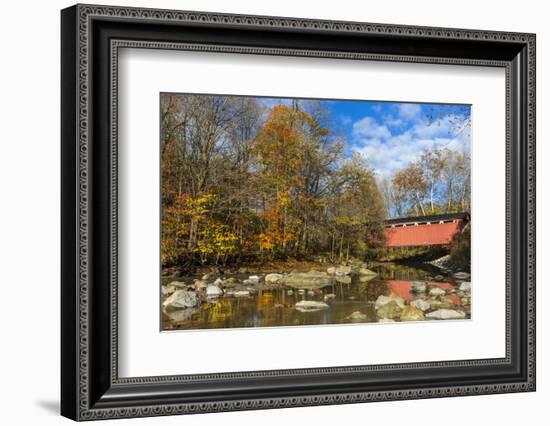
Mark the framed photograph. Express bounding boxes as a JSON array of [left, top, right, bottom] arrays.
[[61, 4, 536, 421]]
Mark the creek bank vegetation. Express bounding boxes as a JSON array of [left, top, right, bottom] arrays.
[[161, 95, 386, 274], [161, 94, 471, 276]]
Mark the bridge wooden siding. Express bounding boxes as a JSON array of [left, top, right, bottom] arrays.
[[383, 213, 469, 248]]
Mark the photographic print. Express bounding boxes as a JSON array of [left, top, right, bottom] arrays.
[[160, 94, 472, 331]]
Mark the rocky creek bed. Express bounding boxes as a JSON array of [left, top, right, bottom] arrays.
[[161, 261, 471, 330]]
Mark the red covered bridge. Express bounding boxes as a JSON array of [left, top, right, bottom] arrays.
[[383, 212, 469, 248]]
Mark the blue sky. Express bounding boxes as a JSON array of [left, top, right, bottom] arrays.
[[258, 97, 471, 178]]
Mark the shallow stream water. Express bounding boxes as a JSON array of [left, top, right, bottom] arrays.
[[161, 262, 470, 331]]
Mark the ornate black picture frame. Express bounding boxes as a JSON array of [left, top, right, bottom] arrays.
[[61, 4, 536, 421]]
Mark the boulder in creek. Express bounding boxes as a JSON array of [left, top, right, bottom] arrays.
[[359, 274, 376, 283], [346, 311, 368, 322], [283, 270, 334, 289], [287, 290, 294, 296], [459, 282, 471, 292], [375, 295, 405, 310], [335, 265, 352, 276], [376, 300, 403, 319], [411, 299, 431, 312], [161, 285, 176, 296], [454, 272, 471, 280], [248, 275, 260, 284], [323, 293, 336, 302], [168, 281, 187, 289], [358, 268, 377, 276], [162, 290, 199, 311], [265, 273, 283, 284], [411, 281, 427, 293], [426, 309, 466, 320], [206, 285, 223, 297], [294, 300, 330, 312], [400, 305, 425, 321], [429, 286, 447, 297], [194, 280, 208, 292], [336, 275, 352, 284], [233, 290, 250, 297]]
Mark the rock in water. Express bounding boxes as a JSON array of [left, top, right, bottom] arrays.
[[326, 267, 336, 275], [411, 299, 431, 312], [287, 290, 294, 296], [336, 275, 352, 284], [194, 280, 207, 292], [233, 290, 250, 297], [168, 281, 187, 289], [426, 309, 466, 320], [411, 281, 427, 293], [162, 290, 198, 311], [161, 285, 176, 296], [206, 285, 223, 297], [358, 268, 377, 276], [454, 272, 470, 280], [400, 305, 425, 321], [359, 274, 376, 283], [376, 301, 403, 319], [346, 311, 368, 322], [294, 300, 330, 312], [248, 275, 260, 284], [459, 282, 471, 292], [434, 275, 445, 281], [265, 273, 283, 284], [335, 265, 352, 276], [429, 286, 447, 297], [324, 293, 336, 302], [283, 271, 333, 289], [375, 295, 405, 310]]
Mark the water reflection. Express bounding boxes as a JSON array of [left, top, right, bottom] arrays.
[[162, 263, 470, 331]]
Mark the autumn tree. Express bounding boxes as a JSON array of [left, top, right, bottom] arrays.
[[328, 154, 385, 261], [253, 105, 312, 255], [389, 147, 471, 218]]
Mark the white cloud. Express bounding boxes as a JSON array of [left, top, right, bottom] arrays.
[[384, 116, 404, 128], [351, 114, 470, 177], [340, 115, 352, 126], [397, 103, 421, 120], [352, 116, 391, 140]]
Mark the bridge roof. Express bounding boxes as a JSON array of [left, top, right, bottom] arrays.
[[384, 212, 470, 227]]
